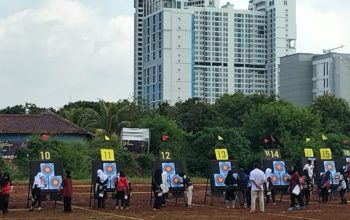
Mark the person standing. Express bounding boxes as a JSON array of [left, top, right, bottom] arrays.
[[237, 168, 249, 208], [249, 164, 265, 214], [152, 169, 163, 211], [0, 173, 13, 215], [180, 173, 193, 207], [224, 170, 237, 208], [264, 168, 276, 205], [300, 169, 311, 207], [95, 169, 108, 208], [338, 168, 347, 204], [160, 171, 169, 206], [30, 172, 44, 211], [320, 171, 330, 203], [115, 171, 129, 210], [288, 168, 304, 211], [303, 160, 314, 190], [61, 170, 73, 213]]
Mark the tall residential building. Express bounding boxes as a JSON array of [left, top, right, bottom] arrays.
[[280, 53, 350, 106], [134, 0, 296, 107]]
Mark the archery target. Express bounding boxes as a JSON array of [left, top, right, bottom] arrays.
[[162, 162, 175, 175], [273, 161, 286, 174], [323, 161, 336, 174], [270, 173, 281, 185], [40, 176, 49, 190], [40, 163, 55, 177], [214, 174, 226, 187], [281, 173, 291, 186], [219, 161, 232, 175], [332, 172, 340, 185], [103, 163, 117, 175], [49, 176, 62, 190], [170, 174, 184, 188]]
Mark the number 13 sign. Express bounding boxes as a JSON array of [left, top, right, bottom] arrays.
[[215, 149, 229, 160]]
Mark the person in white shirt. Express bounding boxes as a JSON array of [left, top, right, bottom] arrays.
[[250, 164, 265, 213], [303, 160, 314, 190]]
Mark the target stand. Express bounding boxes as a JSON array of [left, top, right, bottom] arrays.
[[261, 159, 292, 202], [27, 160, 63, 208], [150, 160, 186, 206], [89, 160, 125, 208], [204, 160, 238, 205]]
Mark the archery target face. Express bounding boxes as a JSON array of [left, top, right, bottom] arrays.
[[270, 173, 281, 185], [40, 163, 55, 177], [103, 163, 117, 175], [273, 161, 286, 174], [162, 163, 175, 175], [219, 161, 232, 175], [40, 176, 49, 190], [107, 174, 117, 189], [332, 172, 340, 185], [281, 173, 291, 186], [323, 161, 336, 174], [214, 174, 226, 187], [170, 174, 184, 188], [49, 176, 62, 190]]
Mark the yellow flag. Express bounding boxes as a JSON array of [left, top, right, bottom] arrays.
[[321, 134, 328, 141], [104, 135, 110, 141], [305, 138, 311, 142], [218, 135, 224, 141]]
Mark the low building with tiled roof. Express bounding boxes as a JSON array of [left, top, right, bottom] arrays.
[[0, 112, 93, 158]]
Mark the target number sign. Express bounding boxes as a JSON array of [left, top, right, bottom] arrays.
[[215, 149, 228, 160], [264, 149, 281, 159], [39, 151, 51, 160], [343, 149, 350, 157], [159, 150, 172, 160], [320, 148, 332, 160], [304, 148, 314, 158], [100, 149, 115, 161]]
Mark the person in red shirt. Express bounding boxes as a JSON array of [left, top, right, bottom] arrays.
[[115, 171, 129, 210], [288, 167, 304, 211], [61, 170, 73, 213], [0, 173, 13, 215]]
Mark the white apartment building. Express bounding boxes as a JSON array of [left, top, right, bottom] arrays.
[[134, 0, 296, 107], [279, 53, 350, 106]]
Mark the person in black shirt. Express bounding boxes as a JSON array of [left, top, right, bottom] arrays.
[[225, 170, 237, 208]]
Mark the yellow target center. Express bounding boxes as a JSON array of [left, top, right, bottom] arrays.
[[173, 177, 179, 184], [327, 164, 332, 170], [222, 165, 228, 171], [165, 166, 172, 172], [276, 164, 282, 170], [217, 176, 224, 183], [272, 176, 277, 181], [44, 167, 51, 173], [52, 179, 58, 185], [107, 166, 113, 172]]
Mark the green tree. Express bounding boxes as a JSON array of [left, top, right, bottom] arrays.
[[174, 98, 217, 134], [243, 101, 321, 163], [310, 94, 350, 135], [214, 93, 275, 128]]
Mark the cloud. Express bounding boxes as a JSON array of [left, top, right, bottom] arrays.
[[0, 0, 133, 109], [296, 0, 350, 54]]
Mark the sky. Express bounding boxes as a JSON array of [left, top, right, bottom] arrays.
[[0, 0, 349, 109]]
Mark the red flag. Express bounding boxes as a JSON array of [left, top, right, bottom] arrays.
[[162, 134, 169, 142], [41, 134, 49, 141]]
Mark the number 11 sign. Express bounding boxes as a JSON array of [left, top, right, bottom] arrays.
[[100, 149, 115, 161]]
